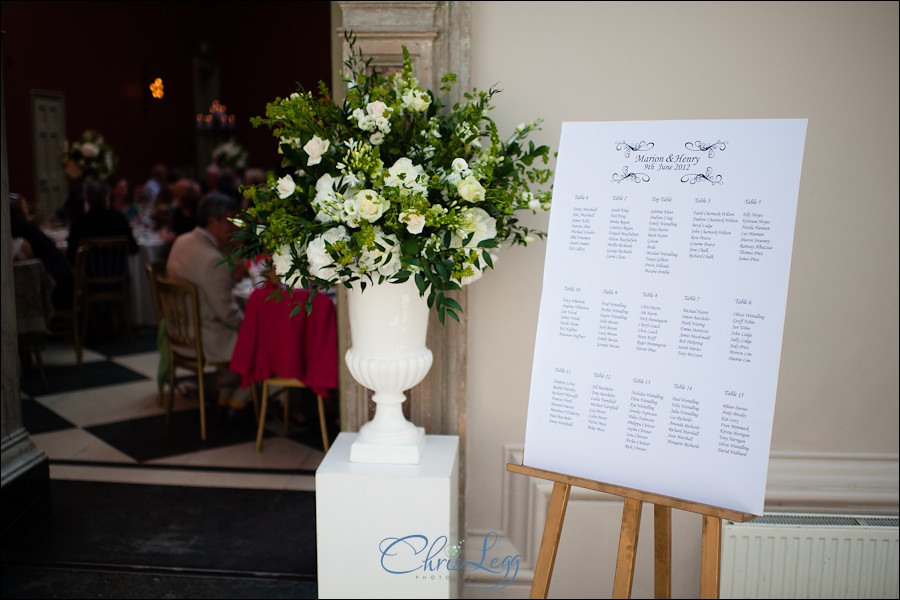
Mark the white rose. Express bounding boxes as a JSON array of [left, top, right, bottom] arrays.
[[354, 189, 388, 223], [359, 228, 401, 278], [369, 132, 385, 145], [384, 157, 426, 194], [306, 226, 348, 282], [81, 142, 100, 159], [276, 175, 296, 199], [462, 207, 497, 247], [400, 212, 426, 235], [456, 175, 486, 203], [303, 135, 330, 166], [401, 88, 431, 112], [451, 158, 468, 173], [315, 173, 336, 193], [273, 243, 302, 288], [366, 100, 389, 118], [458, 260, 485, 286]]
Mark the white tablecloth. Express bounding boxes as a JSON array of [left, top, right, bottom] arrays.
[[42, 226, 166, 329], [129, 237, 166, 327]]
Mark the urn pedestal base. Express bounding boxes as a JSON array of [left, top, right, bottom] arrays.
[[350, 425, 426, 464]]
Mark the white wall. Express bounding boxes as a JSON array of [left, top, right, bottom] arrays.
[[464, 2, 898, 597]]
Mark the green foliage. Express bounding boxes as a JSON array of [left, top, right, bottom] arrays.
[[232, 31, 554, 324]]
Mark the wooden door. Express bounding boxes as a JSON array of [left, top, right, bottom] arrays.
[[31, 91, 66, 220]]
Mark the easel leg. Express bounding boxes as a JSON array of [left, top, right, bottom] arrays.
[[612, 498, 642, 599], [654, 504, 672, 599], [530, 481, 571, 599], [700, 515, 722, 599]]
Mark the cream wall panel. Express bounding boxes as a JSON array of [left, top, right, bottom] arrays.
[[464, 1, 898, 596]]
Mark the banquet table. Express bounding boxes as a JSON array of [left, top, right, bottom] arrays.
[[230, 285, 338, 398], [42, 225, 166, 328]]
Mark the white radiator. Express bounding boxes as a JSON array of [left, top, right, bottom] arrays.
[[720, 513, 899, 599]]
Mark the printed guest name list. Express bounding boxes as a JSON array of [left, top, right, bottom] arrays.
[[524, 119, 807, 515]]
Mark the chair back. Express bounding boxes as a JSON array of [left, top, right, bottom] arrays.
[[146, 259, 167, 324], [156, 276, 204, 363], [80, 236, 130, 295], [47, 245, 88, 368], [72, 245, 88, 311], [13, 259, 54, 335]]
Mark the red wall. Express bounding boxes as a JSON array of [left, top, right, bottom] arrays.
[[2, 1, 332, 201]]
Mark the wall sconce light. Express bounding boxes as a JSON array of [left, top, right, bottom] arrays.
[[150, 77, 164, 99]]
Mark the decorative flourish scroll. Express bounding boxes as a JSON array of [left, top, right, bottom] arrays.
[[685, 140, 727, 158], [612, 167, 651, 184], [681, 167, 724, 185], [616, 140, 655, 158]]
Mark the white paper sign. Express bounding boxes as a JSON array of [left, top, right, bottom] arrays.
[[524, 119, 807, 515]]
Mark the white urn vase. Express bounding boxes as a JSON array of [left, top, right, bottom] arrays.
[[345, 278, 431, 464]]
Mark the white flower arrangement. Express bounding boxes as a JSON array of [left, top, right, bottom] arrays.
[[61, 130, 118, 181], [212, 138, 249, 171], [234, 33, 553, 323]]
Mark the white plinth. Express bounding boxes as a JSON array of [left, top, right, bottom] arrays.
[[316, 432, 460, 599]]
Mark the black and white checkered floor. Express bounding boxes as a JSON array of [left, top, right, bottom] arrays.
[[18, 329, 334, 489], [4, 329, 335, 599]]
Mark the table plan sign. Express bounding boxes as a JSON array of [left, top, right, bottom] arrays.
[[524, 119, 807, 515]]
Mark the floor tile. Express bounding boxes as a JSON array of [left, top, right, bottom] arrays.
[[111, 351, 164, 380], [85, 409, 260, 462], [31, 428, 137, 463], [147, 437, 324, 472], [21, 359, 148, 398], [34, 380, 191, 428]]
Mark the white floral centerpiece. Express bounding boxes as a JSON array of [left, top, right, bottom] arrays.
[[234, 34, 553, 323], [61, 129, 118, 181], [212, 138, 249, 171]]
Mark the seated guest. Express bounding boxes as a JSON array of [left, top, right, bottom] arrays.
[[150, 182, 174, 231], [111, 178, 138, 221], [138, 163, 168, 209], [165, 193, 251, 414], [170, 178, 202, 236], [157, 178, 202, 255], [217, 167, 242, 202], [201, 163, 221, 196], [67, 181, 138, 264], [10, 193, 75, 309]]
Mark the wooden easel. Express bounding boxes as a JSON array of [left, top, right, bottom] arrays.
[[506, 463, 757, 599]]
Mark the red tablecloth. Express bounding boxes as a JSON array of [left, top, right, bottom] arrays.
[[230, 286, 338, 398]]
